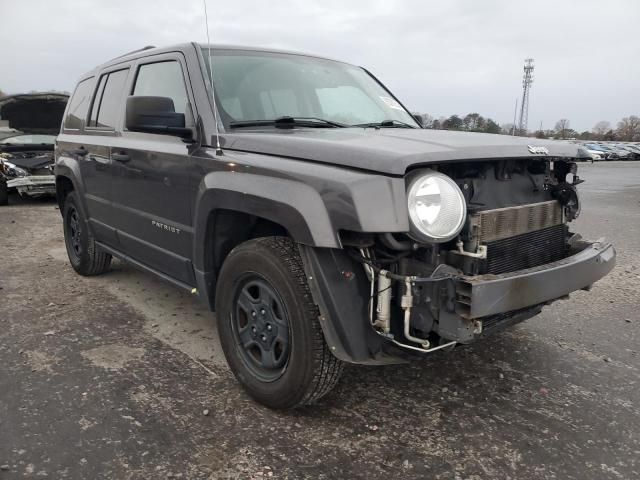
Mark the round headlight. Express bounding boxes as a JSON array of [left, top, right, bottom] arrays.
[[407, 171, 467, 242]]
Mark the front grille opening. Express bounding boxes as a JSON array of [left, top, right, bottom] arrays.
[[483, 224, 568, 274]]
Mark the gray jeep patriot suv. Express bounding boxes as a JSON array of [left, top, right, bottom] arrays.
[[55, 43, 615, 409]]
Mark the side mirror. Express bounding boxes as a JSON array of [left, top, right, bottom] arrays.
[[125, 96, 193, 139]]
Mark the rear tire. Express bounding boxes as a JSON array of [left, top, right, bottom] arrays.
[[63, 191, 111, 276], [216, 236, 343, 409], [0, 178, 8, 206]]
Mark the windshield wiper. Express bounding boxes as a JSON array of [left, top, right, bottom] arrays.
[[229, 116, 347, 129], [353, 119, 417, 129]]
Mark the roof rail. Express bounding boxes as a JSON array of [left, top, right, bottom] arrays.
[[110, 45, 156, 61]]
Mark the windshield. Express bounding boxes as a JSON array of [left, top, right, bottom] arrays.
[[200, 47, 419, 128], [0, 134, 56, 145]]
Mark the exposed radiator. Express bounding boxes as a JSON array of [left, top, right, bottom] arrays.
[[476, 200, 563, 243], [484, 224, 568, 274]]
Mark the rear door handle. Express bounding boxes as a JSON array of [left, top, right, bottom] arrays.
[[111, 152, 130, 163], [72, 147, 88, 157]]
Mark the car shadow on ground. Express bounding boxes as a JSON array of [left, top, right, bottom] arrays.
[[4, 192, 57, 207]]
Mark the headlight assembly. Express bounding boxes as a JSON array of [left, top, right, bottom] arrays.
[[9, 166, 28, 178], [407, 171, 467, 242]]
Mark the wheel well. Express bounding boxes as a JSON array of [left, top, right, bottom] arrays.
[[204, 209, 290, 277], [56, 176, 74, 211]]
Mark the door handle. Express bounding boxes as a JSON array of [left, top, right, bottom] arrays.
[[72, 147, 88, 157], [111, 152, 130, 163]]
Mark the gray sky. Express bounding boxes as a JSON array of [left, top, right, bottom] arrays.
[[2, 0, 639, 132]]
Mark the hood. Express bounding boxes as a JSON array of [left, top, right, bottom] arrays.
[[0, 93, 69, 134], [221, 128, 580, 175], [1, 154, 53, 171]]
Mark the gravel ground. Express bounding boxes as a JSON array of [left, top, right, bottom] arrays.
[[0, 161, 639, 479]]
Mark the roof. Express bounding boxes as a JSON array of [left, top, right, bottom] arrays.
[[78, 42, 350, 80]]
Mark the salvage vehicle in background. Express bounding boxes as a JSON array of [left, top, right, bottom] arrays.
[[55, 44, 616, 408], [0, 93, 68, 205]]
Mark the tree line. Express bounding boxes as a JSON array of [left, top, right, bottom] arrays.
[[540, 117, 640, 142], [414, 113, 502, 134], [415, 112, 640, 142]]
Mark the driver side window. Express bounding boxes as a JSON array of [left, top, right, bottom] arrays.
[[132, 60, 193, 124]]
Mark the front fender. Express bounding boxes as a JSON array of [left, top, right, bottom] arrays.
[[191, 171, 340, 309], [193, 171, 339, 269]]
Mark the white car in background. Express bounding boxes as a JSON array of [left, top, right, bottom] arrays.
[[578, 146, 603, 161]]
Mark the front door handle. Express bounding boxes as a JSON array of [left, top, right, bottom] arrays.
[[111, 152, 130, 163], [72, 147, 88, 157]]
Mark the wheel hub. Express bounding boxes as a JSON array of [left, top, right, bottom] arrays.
[[233, 278, 290, 381], [68, 208, 82, 256]]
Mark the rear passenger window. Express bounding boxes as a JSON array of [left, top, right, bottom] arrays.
[[88, 69, 129, 129], [132, 61, 191, 120], [88, 75, 107, 128], [64, 78, 94, 130]]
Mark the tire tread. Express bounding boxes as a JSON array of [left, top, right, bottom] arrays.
[[219, 236, 343, 408], [63, 192, 111, 276], [258, 237, 344, 405]]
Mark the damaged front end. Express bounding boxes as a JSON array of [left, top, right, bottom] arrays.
[[301, 158, 616, 364], [0, 93, 68, 203], [1, 150, 57, 199]]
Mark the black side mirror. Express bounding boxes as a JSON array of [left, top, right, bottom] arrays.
[[125, 96, 193, 139]]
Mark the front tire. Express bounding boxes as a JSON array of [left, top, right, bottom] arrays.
[[63, 191, 111, 276], [216, 237, 343, 409]]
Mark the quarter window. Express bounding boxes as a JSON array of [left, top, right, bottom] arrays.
[[88, 69, 129, 129], [132, 61, 191, 120], [64, 78, 94, 130]]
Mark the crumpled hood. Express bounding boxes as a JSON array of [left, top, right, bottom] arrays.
[[221, 128, 580, 175], [0, 93, 69, 134]]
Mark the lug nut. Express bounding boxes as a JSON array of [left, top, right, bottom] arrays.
[[260, 309, 266, 315], [251, 326, 257, 333], [251, 311, 257, 317], [261, 335, 267, 341], [266, 324, 272, 331]]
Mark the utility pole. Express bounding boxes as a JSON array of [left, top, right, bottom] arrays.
[[511, 98, 518, 136], [517, 58, 534, 135]]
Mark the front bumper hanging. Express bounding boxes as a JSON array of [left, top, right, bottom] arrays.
[[456, 239, 615, 319], [299, 239, 615, 365], [7, 175, 56, 197]]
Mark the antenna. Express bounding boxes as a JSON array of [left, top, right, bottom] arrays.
[[203, 0, 223, 155]]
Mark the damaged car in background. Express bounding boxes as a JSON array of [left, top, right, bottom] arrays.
[[0, 93, 68, 205]]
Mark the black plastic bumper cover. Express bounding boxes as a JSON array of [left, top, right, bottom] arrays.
[[457, 240, 616, 319]]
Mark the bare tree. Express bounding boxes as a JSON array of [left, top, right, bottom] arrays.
[[616, 116, 640, 142], [592, 120, 611, 138], [419, 113, 434, 128], [555, 119, 570, 139]]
